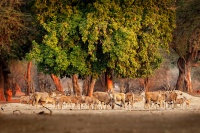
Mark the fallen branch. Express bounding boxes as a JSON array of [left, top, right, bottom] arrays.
[[13, 110, 22, 115], [38, 105, 52, 115]]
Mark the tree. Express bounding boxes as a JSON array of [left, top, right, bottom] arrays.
[[0, 0, 36, 100], [29, 0, 176, 95], [25, 61, 32, 95], [172, 0, 200, 92], [51, 74, 63, 92]]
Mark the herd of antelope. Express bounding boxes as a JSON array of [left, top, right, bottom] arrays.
[[140, 90, 191, 110], [19, 89, 191, 110]]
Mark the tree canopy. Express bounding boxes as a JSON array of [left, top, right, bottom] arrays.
[[0, 0, 36, 61], [172, 0, 200, 92], [0, 0, 38, 100], [173, 0, 200, 60], [28, 0, 176, 79]]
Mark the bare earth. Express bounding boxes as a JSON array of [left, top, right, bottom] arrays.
[[1, 92, 200, 133]]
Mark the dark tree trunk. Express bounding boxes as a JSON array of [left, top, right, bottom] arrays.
[[100, 72, 106, 87], [144, 77, 149, 92], [176, 56, 193, 92], [176, 57, 186, 91], [0, 62, 11, 101], [82, 76, 91, 96], [51, 74, 63, 92], [99, 72, 107, 92], [0, 64, 5, 101], [4, 71, 11, 101], [72, 74, 81, 96], [25, 61, 32, 95]]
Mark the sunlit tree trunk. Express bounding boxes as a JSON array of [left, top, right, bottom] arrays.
[[87, 77, 96, 97], [5, 89, 12, 101], [72, 74, 81, 96], [14, 82, 22, 96], [0, 65, 5, 101], [51, 74, 63, 92], [106, 72, 114, 92], [185, 69, 192, 92], [185, 55, 192, 92]]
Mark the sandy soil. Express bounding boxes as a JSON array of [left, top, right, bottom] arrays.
[[1, 92, 200, 133]]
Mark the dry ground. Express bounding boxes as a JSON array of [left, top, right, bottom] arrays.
[[1, 92, 200, 133]]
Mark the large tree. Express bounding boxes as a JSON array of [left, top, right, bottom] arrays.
[[172, 0, 200, 92], [0, 0, 36, 100], [29, 0, 176, 95]]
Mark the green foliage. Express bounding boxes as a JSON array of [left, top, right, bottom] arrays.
[[173, 0, 200, 58], [29, 0, 176, 78]]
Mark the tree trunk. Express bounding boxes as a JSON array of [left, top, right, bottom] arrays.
[[5, 89, 12, 101], [185, 55, 193, 92], [51, 74, 63, 92], [176, 56, 193, 92], [185, 69, 192, 92], [144, 77, 149, 92], [119, 80, 125, 93], [72, 74, 81, 96], [176, 57, 186, 91], [100, 72, 106, 87], [11, 78, 16, 96], [4, 71, 11, 101], [87, 77, 96, 97], [106, 73, 114, 92], [0, 65, 5, 101], [25, 61, 32, 95], [82, 76, 90, 96], [14, 82, 25, 97], [98, 72, 107, 92], [82, 76, 97, 96]]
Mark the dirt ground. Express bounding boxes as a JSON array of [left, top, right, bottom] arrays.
[[1, 91, 200, 133]]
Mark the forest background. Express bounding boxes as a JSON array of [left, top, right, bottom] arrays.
[[0, 0, 200, 101]]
